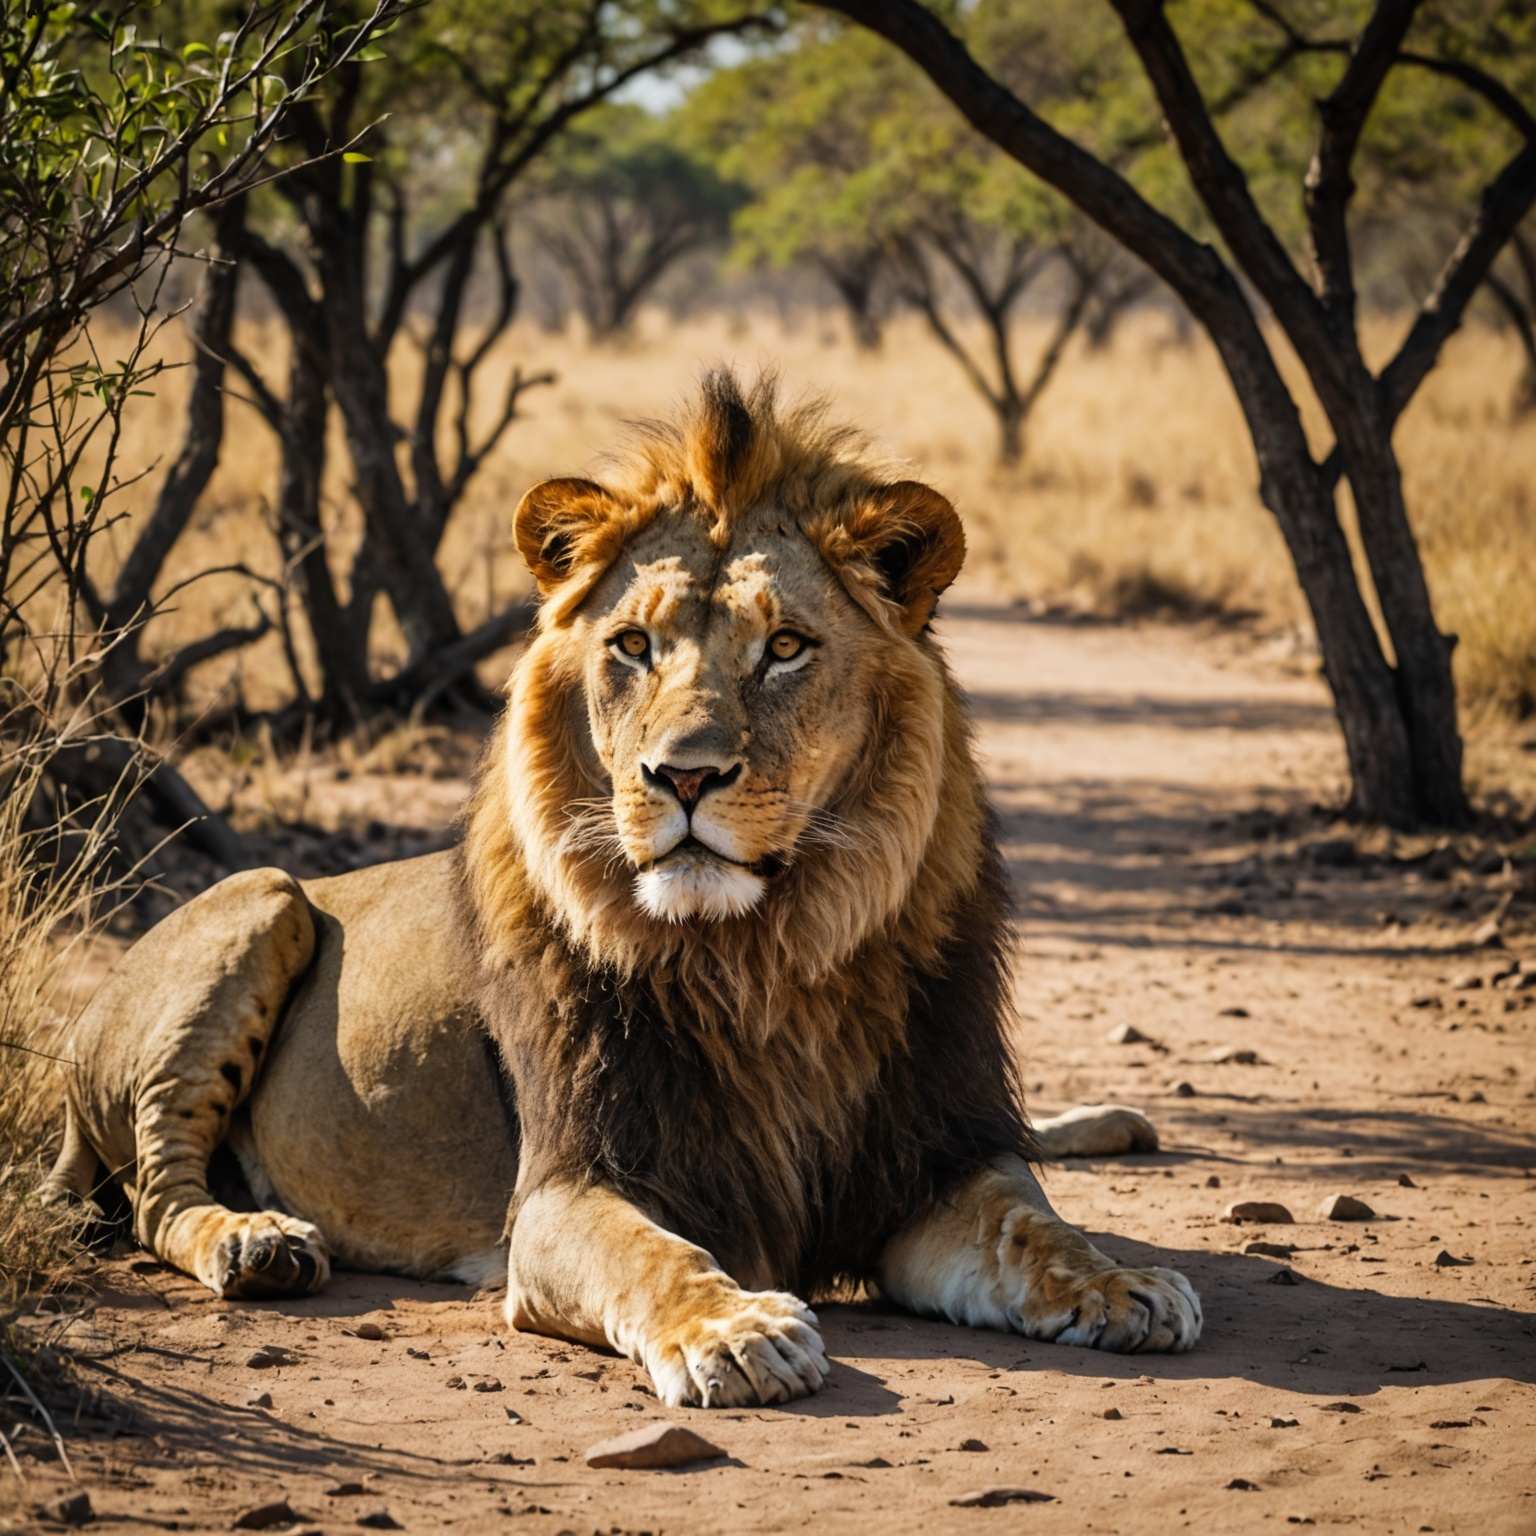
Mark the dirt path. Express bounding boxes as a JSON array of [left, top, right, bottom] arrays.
[[9, 601, 1536, 1536]]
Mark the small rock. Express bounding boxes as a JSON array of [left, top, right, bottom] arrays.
[[1209, 1046, 1261, 1065], [1102, 1407, 1123, 1421], [50, 1492, 94, 1527], [1228, 1478, 1261, 1491], [1467, 1090, 1487, 1104], [1397, 1173, 1417, 1188], [1244, 1240, 1296, 1257], [949, 1489, 1054, 1508], [585, 1423, 726, 1470], [247, 1391, 274, 1409], [852, 1456, 893, 1469], [232, 1500, 299, 1530], [1225, 1201, 1295, 1225], [1218, 1006, 1251, 1018], [443, 1375, 466, 1390], [1205, 1175, 1222, 1188], [472, 1377, 503, 1393], [1317, 1194, 1375, 1221], [1320, 1401, 1362, 1413], [1450, 974, 1484, 992], [1409, 994, 1443, 1010], [1266, 1267, 1302, 1286], [324, 1484, 367, 1498], [244, 1347, 286, 1370], [405, 1348, 429, 1360], [348, 1322, 387, 1341], [1106, 1023, 1152, 1045], [356, 1513, 403, 1531], [1270, 1417, 1299, 1428], [1170, 1081, 1197, 1098], [1433, 1250, 1474, 1267], [957, 1438, 989, 1452]]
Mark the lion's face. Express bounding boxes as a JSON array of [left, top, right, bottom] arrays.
[[573, 509, 878, 921], [500, 372, 970, 943]]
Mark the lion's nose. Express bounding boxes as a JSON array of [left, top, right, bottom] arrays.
[[643, 761, 741, 811]]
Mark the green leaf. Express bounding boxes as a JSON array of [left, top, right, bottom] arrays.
[[342, 151, 372, 164], [182, 42, 212, 61]]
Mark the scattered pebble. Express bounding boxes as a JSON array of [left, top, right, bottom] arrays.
[[1266, 1267, 1302, 1286], [1170, 1081, 1197, 1098], [1106, 1023, 1153, 1045], [1209, 1046, 1262, 1065], [1270, 1417, 1299, 1428], [957, 1438, 989, 1452], [1102, 1407, 1123, 1421], [1433, 1250, 1474, 1267], [48, 1492, 93, 1527], [1320, 1401, 1362, 1413], [325, 1483, 367, 1498], [347, 1322, 387, 1341], [1397, 1173, 1417, 1188], [1227, 1478, 1261, 1491], [472, 1377, 503, 1393], [246, 1391, 273, 1410], [1409, 994, 1442, 1010], [356, 1512, 403, 1530], [1244, 1241, 1296, 1257], [585, 1423, 726, 1470], [244, 1348, 286, 1370], [1218, 1006, 1251, 1018], [232, 1500, 299, 1530], [444, 1375, 466, 1390], [949, 1488, 1054, 1508], [1317, 1194, 1375, 1221], [1450, 974, 1484, 992], [1225, 1201, 1295, 1225]]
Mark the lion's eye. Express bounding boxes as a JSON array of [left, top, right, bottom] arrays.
[[612, 629, 650, 662], [767, 630, 808, 663]]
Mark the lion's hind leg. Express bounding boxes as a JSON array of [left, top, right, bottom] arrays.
[[1033, 1104, 1160, 1158], [69, 868, 331, 1300]]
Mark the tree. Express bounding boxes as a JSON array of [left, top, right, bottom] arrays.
[[813, 0, 1536, 828], [1, 0, 404, 863], [526, 103, 744, 341], [219, 1, 772, 725], [690, 24, 1106, 461]]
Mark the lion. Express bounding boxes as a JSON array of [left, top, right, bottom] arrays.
[[46, 371, 1201, 1407]]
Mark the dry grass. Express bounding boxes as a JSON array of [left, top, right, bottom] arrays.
[[83, 304, 1535, 731], [0, 675, 135, 1316]]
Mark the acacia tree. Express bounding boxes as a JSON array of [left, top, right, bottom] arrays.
[[815, 0, 1536, 828], [689, 25, 1108, 461], [525, 103, 743, 341], [219, 1, 770, 724], [1, 0, 404, 862]]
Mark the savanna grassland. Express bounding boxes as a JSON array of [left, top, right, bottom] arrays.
[[94, 305, 1536, 735]]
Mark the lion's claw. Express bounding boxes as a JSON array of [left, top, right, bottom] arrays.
[[647, 1288, 829, 1408]]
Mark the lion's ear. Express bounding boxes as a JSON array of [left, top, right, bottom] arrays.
[[856, 481, 966, 636], [514, 477, 618, 593]]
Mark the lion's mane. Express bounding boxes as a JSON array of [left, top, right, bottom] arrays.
[[460, 372, 1034, 1294]]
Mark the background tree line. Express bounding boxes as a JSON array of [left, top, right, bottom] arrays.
[[3, 0, 1534, 892]]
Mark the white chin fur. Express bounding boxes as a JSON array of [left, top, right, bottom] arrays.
[[635, 857, 765, 922]]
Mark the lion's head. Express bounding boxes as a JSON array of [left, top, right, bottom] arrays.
[[469, 370, 983, 992]]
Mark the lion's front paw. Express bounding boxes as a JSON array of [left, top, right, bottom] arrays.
[[646, 1286, 830, 1408], [1012, 1264, 1202, 1354], [205, 1213, 330, 1300]]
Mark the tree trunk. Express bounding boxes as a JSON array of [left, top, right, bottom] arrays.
[[101, 201, 245, 713], [274, 332, 372, 727], [996, 397, 1024, 465], [1330, 408, 1469, 824]]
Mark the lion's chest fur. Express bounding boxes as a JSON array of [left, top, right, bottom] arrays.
[[480, 847, 1029, 1296]]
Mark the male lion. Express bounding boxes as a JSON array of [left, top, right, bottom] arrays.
[[47, 372, 1201, 1407]]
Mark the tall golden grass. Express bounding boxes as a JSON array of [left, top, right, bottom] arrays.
[[86, 305, 1536, 726]]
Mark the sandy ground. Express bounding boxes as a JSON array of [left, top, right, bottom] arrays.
[[7, 599, 1536, 1536]]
